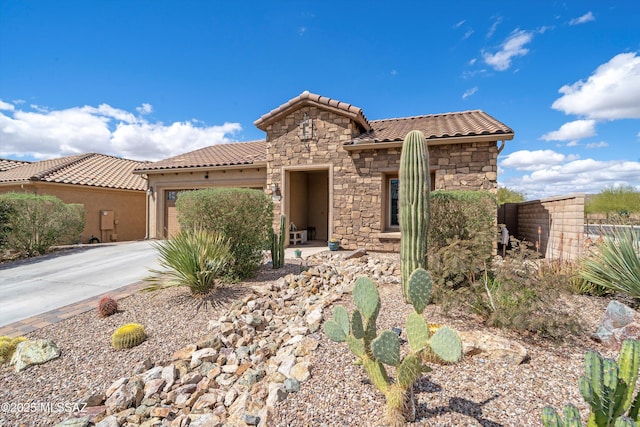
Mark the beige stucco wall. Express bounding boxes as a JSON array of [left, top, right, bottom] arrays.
[[263, 105, 500, 252], [0, 183, 146, 243], [145, 167, 267, 239]]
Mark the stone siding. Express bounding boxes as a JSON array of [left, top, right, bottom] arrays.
[[265, 106, 500, 252]]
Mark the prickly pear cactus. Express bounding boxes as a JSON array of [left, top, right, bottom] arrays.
[[323, 273, 462, 427]]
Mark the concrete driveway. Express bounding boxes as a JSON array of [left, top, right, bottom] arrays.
[[0, 240, 161, 328]]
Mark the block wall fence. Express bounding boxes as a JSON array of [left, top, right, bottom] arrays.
[[500, 193, 585, 261]]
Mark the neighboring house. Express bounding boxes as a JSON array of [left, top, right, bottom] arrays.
[[0, 153, 148, 244], [134, 92, 514, 251]]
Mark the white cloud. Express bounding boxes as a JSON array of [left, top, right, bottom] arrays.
[[298, 26, 307, 36], [567, 141, 579, 147], [586, 141, 609, 148], [0, 102, 242, 161], [500, 151, 640, 199], [136, 103, 153, 115], [569, 11, 595, 26], [482, 29, 533, 71], [462, 87, 478, 99], [454, 20, 465, 29], [541, 119, 596, 141], [499, 149, 578, 171], [0, 100, 15, 111], [487, 16, 502, 38], [552, 52, 640, 120]]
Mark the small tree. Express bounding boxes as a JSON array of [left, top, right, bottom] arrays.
[[586, 185, 640, 217], [497, 186, 525, 206], [0, 192, 85, 256]]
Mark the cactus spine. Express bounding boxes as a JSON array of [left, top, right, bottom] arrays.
[[324, 129, 461, 427], [270, 214, 286, 269], [111, 323, 147, 350], [542, 339, 640, 427], [399, 130, 430, 303]]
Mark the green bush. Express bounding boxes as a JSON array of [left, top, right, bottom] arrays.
[[176, 188, 273, 279], [580, 226, 640, 298], [0, 192, 85, 256], [0, 198, 14, 249], [428, 190, 496, 291], [147, 228, 232, 296]]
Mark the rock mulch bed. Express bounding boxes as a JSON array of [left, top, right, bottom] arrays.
[[1, 251, 614, 426]]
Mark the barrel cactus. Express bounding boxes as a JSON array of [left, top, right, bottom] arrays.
[[111, 323, 147, 350], [97, 296, 118, 318], [399, 129, 430, 303], [542, 339, 640, 427]]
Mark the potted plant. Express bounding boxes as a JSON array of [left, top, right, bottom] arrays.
[[294, 248, 302, 258], [328, 237, 340, 251]]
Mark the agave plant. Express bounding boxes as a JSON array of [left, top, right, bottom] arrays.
[[579, 226, 640, 299], [146, 228, 232, 296]]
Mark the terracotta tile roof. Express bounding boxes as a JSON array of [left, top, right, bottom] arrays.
[[0, 158, 30, 172], [134, 140, 267, 173], [346, 110, 514, 146], [0, 154, 148, 190], [254, 91, 371, 132]]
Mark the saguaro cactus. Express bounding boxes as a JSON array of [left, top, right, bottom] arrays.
[[399, 130, 430, 303], [270, 214, 286, 269], [542, 339, 640, 427]]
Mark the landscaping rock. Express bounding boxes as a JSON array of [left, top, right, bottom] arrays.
[[10, 339, 60, 372], [593, 300, 640, 347], [53, 418, 90, 427], [458, 330, 529, 365]]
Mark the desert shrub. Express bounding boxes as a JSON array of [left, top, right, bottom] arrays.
[[176, 188, 272, 279], [437, 240, 582, 339], [0, 192, 84, 256], [428, 191, 496, 293], [147, 228, 232, 296], [579, 226, 640, 299]]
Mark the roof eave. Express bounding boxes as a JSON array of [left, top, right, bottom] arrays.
[[134, 161, 268, 175], [343, 132, 515, 151]]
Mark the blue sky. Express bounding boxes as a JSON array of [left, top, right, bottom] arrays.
[[0, 0, 639, 200]]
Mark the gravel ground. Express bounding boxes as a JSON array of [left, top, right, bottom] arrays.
[[0, 253, 616, 427], [273, 272, 614, 427], [0, 262, 303, 427]]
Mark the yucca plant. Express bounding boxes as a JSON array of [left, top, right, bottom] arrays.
[[146, 228, 232, 296], [580, 226, 640, 299]]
